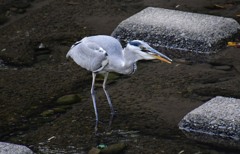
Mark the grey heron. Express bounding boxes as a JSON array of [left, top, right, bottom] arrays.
[[66, 35, 172, 131]]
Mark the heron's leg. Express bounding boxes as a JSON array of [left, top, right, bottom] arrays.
[[103, 72, 115, 115], [91, 72, 99, 132], [103, 72, 116, 127]]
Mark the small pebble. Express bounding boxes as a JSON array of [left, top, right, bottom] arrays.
[[214, 65, 231, 71], [174, 59, 193, 65]]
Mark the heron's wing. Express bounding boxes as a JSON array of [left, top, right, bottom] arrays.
[[83, 35, 123, 59], [66, 41, 109, 72]]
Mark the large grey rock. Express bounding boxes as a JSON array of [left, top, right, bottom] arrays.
[[112, 7, 240, 61], [179, 96, 240, 149], [0, 142, 33, 154]]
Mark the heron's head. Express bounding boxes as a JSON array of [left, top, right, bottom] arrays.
[[127, 40, 172, 64]]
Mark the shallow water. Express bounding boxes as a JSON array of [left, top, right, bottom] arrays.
[[1, 0, 240, 153]]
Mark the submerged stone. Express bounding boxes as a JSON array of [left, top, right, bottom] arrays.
[[112, 7, 240, 61], [100, 143, 126, 154], [57, 105, 72, 109], [53, 108, 66, 113], [214, 65, 231, 71], [88, 147, 101, 154], [179, 96, 240, 149], [100, 73, 120, 80], [40, 110, 54, 116], [56, 94, 81, 105]]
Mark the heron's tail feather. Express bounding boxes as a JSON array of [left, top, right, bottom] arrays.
[[66, 41, 82, 58], [66, 50, 73, 58], [66, 52, 70, 58], [66, 39, 109, 72]]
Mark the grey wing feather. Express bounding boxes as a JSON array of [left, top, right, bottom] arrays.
[[66, 40, 109, 72], [83, 35, 123, 59], [70, 41, 81, 49]]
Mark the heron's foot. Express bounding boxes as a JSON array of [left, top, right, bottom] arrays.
[[108, 111, 119, 127], [92, 113, 119, 135], [90, 120, 103, 137], [94, 120, 106, 132], [108, 110, 119, 118]]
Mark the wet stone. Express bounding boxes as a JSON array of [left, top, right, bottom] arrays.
[[112, 7, 240, 62], [53, 108, 66, 113], [40, 110, 54, 116], [56, 94, 81, 105], [213, 65, 231, 71], [0, 142, 33, 154], [100, 143, 126, 154], [106, 73, 120, 80], [174, 59, 194, 65], [179, 96, 240, 149], [57, 105, 72, 109], [100, 73, 120, 80], [88, 147, 101, 154]]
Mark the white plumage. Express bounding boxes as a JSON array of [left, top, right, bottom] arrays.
[[66, 35, 172, 132]]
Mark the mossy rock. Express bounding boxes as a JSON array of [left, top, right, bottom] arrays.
[[56, 94, 81, 105], [57, 105, 72, 109], [53, 108, 66, 113], [40, 110, 54, 116], [99, 73, 120, 80], [108, 73, 120, 80], [101, 143, 126, 154]]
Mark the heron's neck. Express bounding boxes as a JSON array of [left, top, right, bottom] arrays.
[[121, 48, 142, 74]]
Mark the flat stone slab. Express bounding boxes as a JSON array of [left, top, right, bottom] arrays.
[[111, 7, 240, 61], [179, 96, 240, 149], [0, 142, 33, 154]]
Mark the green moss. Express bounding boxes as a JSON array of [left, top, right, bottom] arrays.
[[56, 94, 81, 105]]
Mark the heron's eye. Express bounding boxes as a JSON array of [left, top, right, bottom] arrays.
[[140, 46, 148, 52]]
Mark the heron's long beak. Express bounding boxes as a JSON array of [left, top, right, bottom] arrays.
[[143, 47, 172, 64]]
